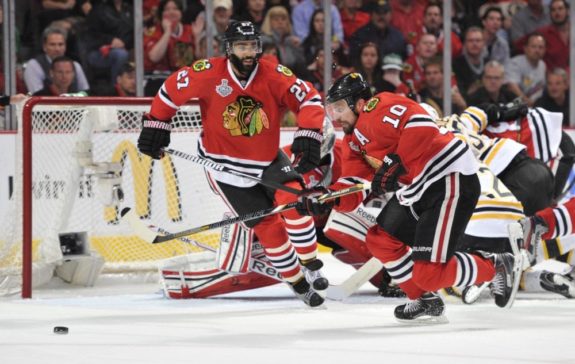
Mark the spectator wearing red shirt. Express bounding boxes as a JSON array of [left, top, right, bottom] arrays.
[[416, 3, 462, 58], [144, 0, 195, 95], [403, 33, 438, 92], [339, 0, 370, 43], [534, 0, 569, 71], [390, 0, 426, 54]]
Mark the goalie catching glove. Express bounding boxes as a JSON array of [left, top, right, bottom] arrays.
[[137, 114, 172, 159], [372, 154, 406, 195], [295, 186, 336, 216], [291, 128, 323, 174]]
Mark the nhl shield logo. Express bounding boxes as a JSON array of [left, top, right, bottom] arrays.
[[216, 79, 233, 97]]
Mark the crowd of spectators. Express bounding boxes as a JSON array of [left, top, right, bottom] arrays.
[[0, 0, 571, 126]]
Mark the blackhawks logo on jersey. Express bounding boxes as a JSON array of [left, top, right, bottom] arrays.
[[363, 97, 380, 112], [192, 59, 212, 72], [276, 64, 294, 77], [222, 96, 270, 137]]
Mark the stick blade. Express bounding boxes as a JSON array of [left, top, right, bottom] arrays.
[[326, 257, 384, 301], [121, 207, 158, 244]]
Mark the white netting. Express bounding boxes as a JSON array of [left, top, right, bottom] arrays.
[[0, 97, 229, 295]]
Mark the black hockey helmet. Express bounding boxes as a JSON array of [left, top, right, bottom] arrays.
[[325, 73, 373, 114], [223, 21, 262, 56]]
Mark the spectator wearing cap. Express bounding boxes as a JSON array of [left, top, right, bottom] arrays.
[[339, 0, 370, 44], [23, 26, 90, 95], [348, 2, 406, 61], [535, 67, 570, 126], [416, 3, 462, 58], [505, 33, 546, 106], [403, 33, 438, 92], [192, 0, 234, 54], [353, 42, 385, 94], [83, 0, 133, 85], [467, 60, 516, 106], [94, 62, 136, 96], [419, 56, 467, 117], [453, 26, 488, 99], [390, 0, 426, 49], [510, 0, 550, 42], [380, 53, 410, 95], [481, 6, 510, 65], [144, 0, 195, 95], [291, 0, 344, 44]]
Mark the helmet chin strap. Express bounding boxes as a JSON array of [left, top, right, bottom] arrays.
[[229, 54, 258, 80]]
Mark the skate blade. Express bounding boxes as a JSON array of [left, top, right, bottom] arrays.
[[396, 315, 449, 325], [503, 251, 524, 309]]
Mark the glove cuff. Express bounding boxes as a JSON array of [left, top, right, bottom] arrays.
[[143, 119, 172, 131], [294, 128, 323, 143]]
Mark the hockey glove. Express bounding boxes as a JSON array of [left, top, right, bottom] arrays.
[[478, 100, 528, 124], [295, 186, 335, 216], [372, 154, 406, 195], [137, 115, 172, 160], [498, 99, 528, 122], [291, 128, 323, 174]]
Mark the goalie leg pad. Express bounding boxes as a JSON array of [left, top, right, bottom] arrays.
[[161, 252, 280, 299], [217, 215, 254, 274]]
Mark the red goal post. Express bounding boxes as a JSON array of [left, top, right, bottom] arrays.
[[3, 97, 228, 298]]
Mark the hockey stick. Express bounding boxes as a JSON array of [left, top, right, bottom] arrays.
[[152, 226, 283, 282], [326, 257, 384, 300], [122, 182, 371, 244], [163, 148, 303, 195]]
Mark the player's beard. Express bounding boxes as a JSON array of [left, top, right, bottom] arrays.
[[230, 54, 257, 79]]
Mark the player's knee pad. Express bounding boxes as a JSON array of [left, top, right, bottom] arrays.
[[252, 214, 289, 249]]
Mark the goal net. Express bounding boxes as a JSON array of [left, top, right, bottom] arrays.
[[0, 97, 230, 297]]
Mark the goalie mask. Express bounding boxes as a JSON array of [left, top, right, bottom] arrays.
[[224, 21, 262, 78]]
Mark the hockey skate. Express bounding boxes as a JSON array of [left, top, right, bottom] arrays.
[[301, 258, 329, 291], [518, 216, 548, 265], [539, 271, 575, 298], [394, 292, 448, 324], [487, 251, 523, 308], [289, 277, 324, 307]]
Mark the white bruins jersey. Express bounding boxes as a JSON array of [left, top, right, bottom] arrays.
[[438, 107, 526, 175], [466, 164, 525, 238]]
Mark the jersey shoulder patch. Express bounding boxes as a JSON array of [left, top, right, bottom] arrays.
[[191, 59, 213, 72], [275, 64, 294, 77], [363, 97, 380, 113]]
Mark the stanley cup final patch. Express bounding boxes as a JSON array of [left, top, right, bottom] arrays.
[[216, 79, 233, 97]]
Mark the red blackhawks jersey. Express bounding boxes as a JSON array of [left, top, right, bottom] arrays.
[[332, 93, 478, 210], [148, 57, 324, 187], [481, 108, 563, 163]]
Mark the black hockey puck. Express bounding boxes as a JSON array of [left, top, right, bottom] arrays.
[[53, 326, 69, 334]]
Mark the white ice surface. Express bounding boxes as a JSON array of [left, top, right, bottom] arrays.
[[1, 254, 574, 364]]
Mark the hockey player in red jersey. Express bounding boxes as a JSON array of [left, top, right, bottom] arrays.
[[137, 21, 328, 307], [297, 73, 524, 323]]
